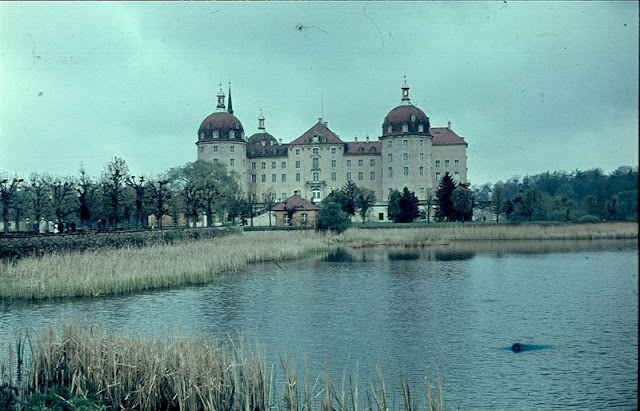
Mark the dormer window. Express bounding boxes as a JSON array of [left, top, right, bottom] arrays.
[[370, 147, 376, 152], [229, 130, 235, 139], [207, 123, 212, 129], [387, 125, 393, 133], [313, 135, 319, 143], [402, 124, 408, 133], [358, 147, 364, 152], [418, 124, 424, 133], [212, 130, 219, 139], [410, 114, 416, 122]]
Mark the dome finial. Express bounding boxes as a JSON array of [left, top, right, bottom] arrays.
[[216, 83, 226, 111], [258, 109, 265, 131], [401, 75, 410, 104]]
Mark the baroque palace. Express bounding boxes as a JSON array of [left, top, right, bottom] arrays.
[[196, 81, 468, 219]]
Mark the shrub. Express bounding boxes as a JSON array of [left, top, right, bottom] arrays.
[[576, 215, 600, 223]]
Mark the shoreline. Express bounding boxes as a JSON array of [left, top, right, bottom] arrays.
[[1, 222, 636, 300]]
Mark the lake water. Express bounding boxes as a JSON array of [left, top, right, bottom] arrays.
[[1, 240, 637, 409]]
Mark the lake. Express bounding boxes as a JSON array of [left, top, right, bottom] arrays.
[[1, 239, 637, 409]]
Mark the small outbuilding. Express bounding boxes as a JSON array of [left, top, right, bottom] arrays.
[[271, 194, 319, 227]]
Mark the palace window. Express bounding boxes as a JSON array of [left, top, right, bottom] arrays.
[[331, 172, 337, 181], [282, 174, 286, 182], [312, 158, 319, 168], [387, 154, 392, 162], [251, 175, 256, 183], [387, 125, 393, 133], [213, 145, 218, 152], [230, 146, 235, 152], [261, 174, 266, 182], [358, 172, 363, 181], [272, 174, 276, 182], [358, 159, 363, 167], [230, 159, 235, 167], [435, 160, 440, 168], [346, 160, 351, 167], [212, 130, 219, 139], [331, 159, 337, 168], [295, 148, 300, 155], [370, 159, 375, 167], [346, 172, 352, 181], [331, 147, 336, 154], [454, 159, 460, 168], [419, 153, 424, 161], [419, 166, 424, 176], [402, 139, 408, 148], [445, 160, 450, 168], [403, 153, 408, 161], [402, 124, 408, 133], [418, 124, 424, 132], [296, 173, 301, 182], [251, 162, 256, 170], [455, 171, 460, 179], [388, 167, 393, 177], [282, 161, 287, 168], [370, 171, 375, 180], [295, 161, 300, 169], [229, 130, 235, 139], [387, 140, 393, 148], [312, 148, 319, 155], [271, 161, 276, 169], [313, 172, 319, 182], [410, 114, 416, 122], [436, 172, 441, 180], [403, 167, 409, 176]]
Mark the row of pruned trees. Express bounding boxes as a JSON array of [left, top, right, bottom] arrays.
[[0, 158, 248, 233]]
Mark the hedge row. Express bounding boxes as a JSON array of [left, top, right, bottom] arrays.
[[0, 227, 241, 260]]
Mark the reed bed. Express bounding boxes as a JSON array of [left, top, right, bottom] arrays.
[[0, 231, 334, 300], [0, 323, 444, 411], [337, 222, 638, 248]]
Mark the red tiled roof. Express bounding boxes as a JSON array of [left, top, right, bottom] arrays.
[[271, 194, 319, 211], [289, 121, 344, 145], [344, 141, 382, 155], [431, 127, 467, 146]]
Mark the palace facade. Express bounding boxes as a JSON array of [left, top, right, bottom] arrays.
[[195, 81, 468, 214]]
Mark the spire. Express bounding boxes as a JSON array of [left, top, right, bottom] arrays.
[[227, 82, 234, 114], [258, 109, 265, 131], [216, 83, 226, 111], [401, 75, 411, 104]]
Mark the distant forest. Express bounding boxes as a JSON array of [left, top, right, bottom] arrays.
[[472, 166, 638, 222]]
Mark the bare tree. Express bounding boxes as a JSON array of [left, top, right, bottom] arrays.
[[102, 157, 129, 230], [0, 175, 24, 233]]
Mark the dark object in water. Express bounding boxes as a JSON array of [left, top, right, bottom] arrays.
[[508, 343, 554, 353]]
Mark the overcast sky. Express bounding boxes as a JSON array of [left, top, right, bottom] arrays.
[[1, 2, 637, 186]]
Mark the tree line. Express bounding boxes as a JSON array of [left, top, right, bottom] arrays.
[[0, 158, 250, 234], [479, 166, 638, 222]]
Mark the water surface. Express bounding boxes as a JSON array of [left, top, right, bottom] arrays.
[[1, 240, 637, 409]]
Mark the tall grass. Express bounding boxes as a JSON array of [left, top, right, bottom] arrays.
[[0, 231, 334, 300], [0, 323, 444, 411], [337, 221, 638, 248]]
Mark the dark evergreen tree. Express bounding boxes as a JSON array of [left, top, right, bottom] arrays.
[[436, 172, 456, 221]]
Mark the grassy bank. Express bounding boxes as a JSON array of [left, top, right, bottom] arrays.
[[0, 231, 333, 300], [0, 323, 443, 411], [337, 221, 638, 248]]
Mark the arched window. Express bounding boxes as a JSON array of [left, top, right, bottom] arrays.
[[313, 172, 319, 182], [387, 125, 393, 133], [312, 158, 319, 168], [418, 124, 424, 133], [402, 124, 408, 133], [410, 114, 416, 122]]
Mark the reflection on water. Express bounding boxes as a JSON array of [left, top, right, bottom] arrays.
[[1, 239, 637, 409]]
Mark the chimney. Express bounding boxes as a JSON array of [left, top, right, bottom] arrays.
[[354, 136, 358, 143], [448, 120, 451, 129], [366, 135, 370, 143], [279, 139, 282, 144]]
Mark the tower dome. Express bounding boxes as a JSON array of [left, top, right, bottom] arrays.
[[197, 85, 245, 141], [382, 80, 431, 137]]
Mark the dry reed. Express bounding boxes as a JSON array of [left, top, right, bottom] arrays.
[[0, 231, 334, 300], [337, 222, 638, 248], [1, 323, 445, 410]]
